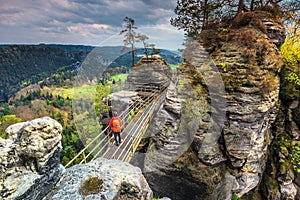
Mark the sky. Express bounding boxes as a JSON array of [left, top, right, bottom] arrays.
[[0, 0, 185, 50]]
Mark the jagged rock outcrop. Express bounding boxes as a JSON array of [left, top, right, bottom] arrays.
[[0, 117, 63, 200], [136, 11, 286, 200], [43, 158, 153, 200], [126, 54, 172, 91], [0, 117, 155, 200], [209, 25, 282, 197], [136, 58, 237, 199], [252, 12, 300, 200], [260, 82, 300, 199], [109, 90, 142, 116], [259, 11, 286, 47]]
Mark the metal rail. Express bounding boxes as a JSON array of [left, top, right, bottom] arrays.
[[99, 84, 168, 160], [121, 92, 166, 162], [64, 83, 169, 168]]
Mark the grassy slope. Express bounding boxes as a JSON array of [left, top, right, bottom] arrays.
[[43, 85, 97, 99], [110, 74, 128, 83]]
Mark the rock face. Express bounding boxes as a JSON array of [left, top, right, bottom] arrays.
[[136, 11, 286, 200], [109, 90, 142, 117], [43, 158, 153, 200], [136, 45, 232, 199], [259, 11, 286, 47], [126, 54, 172, 91], [260, 81, 300, 199], [211, 25, 282, 197], [0, 117, 154, 200], [0, 117, 63, 200]]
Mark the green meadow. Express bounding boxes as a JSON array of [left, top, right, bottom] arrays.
[[45, 74, 129, 100], [44, 84, 98, 99]]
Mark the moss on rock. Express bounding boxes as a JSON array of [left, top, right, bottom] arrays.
[[79, 176, 103, 196]]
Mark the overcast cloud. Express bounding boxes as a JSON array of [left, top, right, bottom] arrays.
[[0, 0, 184, 50]]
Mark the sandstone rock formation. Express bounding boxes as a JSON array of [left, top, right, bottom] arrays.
[[109, 90, 142, 118], [210, 25, 282, 197], [259, 11, 286, 47], [126, 54, 173, 92], [140, 44, 232, 200], [260, 73, 300, 199], [135, 11, 287, 200], [0, 117, 155, 200], [0, 117, 63, 200], [43, 158, 153, 200]]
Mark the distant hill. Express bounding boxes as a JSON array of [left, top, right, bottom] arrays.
[[0, 44, 181, 102], [43, 44, 127, 62], [0, 45, 81, 102], [0, 44, 126, 62], [0, 44, 94, 52], [0, 44, 120, 102], [108, 48, 182, 69]]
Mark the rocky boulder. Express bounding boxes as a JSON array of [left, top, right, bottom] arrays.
[[43, 158, 153, 200], [0, 117, 63, 200]]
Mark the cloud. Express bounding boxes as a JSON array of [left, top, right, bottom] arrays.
[[138, 24, 185, 50], [67, 23, 114, 36], [0, 0, 183, 49]]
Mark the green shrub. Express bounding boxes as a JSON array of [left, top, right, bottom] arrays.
[[232, 193, 241, 200]]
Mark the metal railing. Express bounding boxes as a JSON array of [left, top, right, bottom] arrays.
[[102, 89, 167, 161], [64, 83, 169, 168]]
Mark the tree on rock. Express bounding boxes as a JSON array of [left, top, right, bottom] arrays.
[[120, 16, 137, 67], [171, 0, 300, 38], [136, 33, 149, 60]]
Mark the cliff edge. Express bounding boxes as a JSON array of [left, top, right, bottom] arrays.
[[138, 11, 290, 200]]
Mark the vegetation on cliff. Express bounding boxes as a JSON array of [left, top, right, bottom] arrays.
[[163, 0, 300, 199], [280, 32, 300, 99]]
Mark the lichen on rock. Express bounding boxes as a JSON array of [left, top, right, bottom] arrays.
[[43, 158, 153, 200]]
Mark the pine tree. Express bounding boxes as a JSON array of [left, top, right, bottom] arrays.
[[120, 16, 138, 67], [136, 33, 151, 60]]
